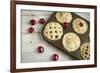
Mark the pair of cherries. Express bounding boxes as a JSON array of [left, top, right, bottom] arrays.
[[28, 18, 45, 33], [37, 46, 59, 61]]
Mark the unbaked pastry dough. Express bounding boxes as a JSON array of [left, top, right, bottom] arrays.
[[73, 18, 88, 34], [55, 12, 72, 23], [80, 43, 90, 60], [43, 22, 63, 40], [62, 32, 81, 52]]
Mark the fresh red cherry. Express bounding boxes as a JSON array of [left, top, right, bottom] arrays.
[[28, 27, 34, 33], [63, 22, 68, 28], [37, 46, 44, 53], [52, 54, 59, 61], [39, 18, 45, 24], [30, 19, 36, 25]]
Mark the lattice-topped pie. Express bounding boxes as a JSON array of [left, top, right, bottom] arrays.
[[43, 22, 63, 40], [80, 43, 90, 60]]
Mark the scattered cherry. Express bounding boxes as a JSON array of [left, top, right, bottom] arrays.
[[52, 54, 59, 61], [39, 18, 45, 24], [30, 19, 36, 25], [37, 46, 44, 53], [63, 22, 68, 28], [28, 27, 34, 33]]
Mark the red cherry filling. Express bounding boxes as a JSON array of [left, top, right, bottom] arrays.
[[63, 22, 68, 28], [52, 54, 59, 61], [28, 27, 34, 33], [30, 19, 36, 25], [39, 18, 45, 24], [37, 46, 44, 53]]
